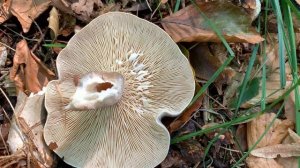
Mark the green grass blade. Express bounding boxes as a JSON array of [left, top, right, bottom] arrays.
[[43, 43, 66, 48], [174, 0, 181, 12], [233, 45, 259, 115], [271, 0, 286, 88], [171, 78, 300, 144]]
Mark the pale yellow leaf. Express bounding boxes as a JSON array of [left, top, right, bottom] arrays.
[[246, 156, 283, 168], [247, 113, 294, 148], [251, 144, 300, 158], [48, 7, 60, 40]]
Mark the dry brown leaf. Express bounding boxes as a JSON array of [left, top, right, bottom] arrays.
[[251, 143, 300, 158], [284, 91, 297, 122], [249, 129, 300, 167], [190, 44, 236, 84], [0, 0, 12, 23], [275, 129, 300, 168], [48, 7, 59, 40], [161, 0, 168, 4], [0, 123, 10, 153], [71, 0, 103, 22], [0, 0, 51, 33], [161, 1, 264, 44], [241, 0, 261, 21], [247, 113, 294, 148], [235, 124, 248, 152], [190, 44, 235, 94], [51, 0, 73, 14], [9, 40, 55, 94], [287, 129, 300, 143], [59, 13, 76, 37], [246, 156, 283, 168], [276, 157, 298, 168]]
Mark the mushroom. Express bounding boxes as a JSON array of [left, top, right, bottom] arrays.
[[43, 12, 195, 167]]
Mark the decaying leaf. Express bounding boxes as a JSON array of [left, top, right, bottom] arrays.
[[48, 7, 59, 40], [5, 91, 54, 167], [246, 156, 283, 168], [51, 0, 73, 14], [161, 1, 264, 44], [71, 0, 103, 22], [287, 128, 300, 143], [235, 124, 248, 152], [251, 143, 300, 158], [247, 113, 294, 148], [275, 129, 300, 168], [284, 90, 297, 122], [160, 149, 188, 168], [0, 0, 12, 23], [10, 40, 55, 94], [276, 157, 298, 168], [59, 13, 76, 37], [249, 129, 300, 167], [246, 113, 295, 168], [190, 44, 236, 94], [0, 0, 51, 33], [241, 0, 261, 21]]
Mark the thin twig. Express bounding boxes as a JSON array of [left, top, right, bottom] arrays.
[[1, 26, 38, 42], [31, 19, 47, 52], [0, 88, 14, 112], [0, 125, 9, 155], [0, 42, 16, 52]]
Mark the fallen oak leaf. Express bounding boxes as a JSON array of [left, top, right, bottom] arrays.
[[161, 1, 264, 44], [10, 40, 55, 94], [247, 113, 294, 149], [71, 0, 103, 22], [246, 156, 283, 168], [251, 143, 300, 159], [0, 0, 11, 24], [0, 0, 51, 33], [190, 44, 236, 94], [48, 7, 59, 40], [249, 129, 300, 167]]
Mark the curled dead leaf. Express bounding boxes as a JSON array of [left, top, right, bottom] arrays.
[[246, 156, 283, 168], [71, 0, 103, 22], [161, 1, 264, 44], [48, 7, 60, 40], [251, 143, 300, 158], [10, 40, 55, 94], [0, 0, 12, 23], [247, 113, 294, 149], [190, 44, 236, 91], [0, 0, 51, 33]]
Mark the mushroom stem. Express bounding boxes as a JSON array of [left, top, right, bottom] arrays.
[[65, 72, 124, 110]]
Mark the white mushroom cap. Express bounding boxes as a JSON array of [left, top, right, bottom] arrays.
[[43, 12, 195, 167]]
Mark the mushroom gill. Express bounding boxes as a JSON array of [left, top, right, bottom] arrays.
[[43, 12, 195, 168]]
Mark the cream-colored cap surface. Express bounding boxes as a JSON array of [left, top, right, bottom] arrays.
[[44, 12, 195, 168]]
